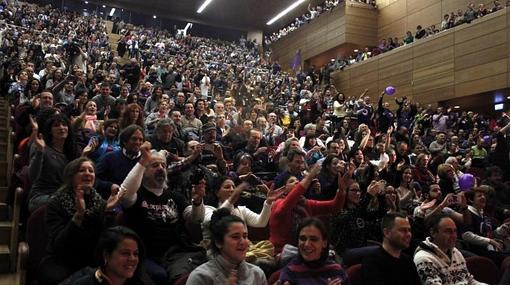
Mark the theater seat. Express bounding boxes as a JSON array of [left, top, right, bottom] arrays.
[[26, 205, 48, 284], [465, 256, 499, 285], [267, 269, 281, 285], [346, 264, 362, 285], [248, 225, 270, 242], [172, 272, 189, 285]]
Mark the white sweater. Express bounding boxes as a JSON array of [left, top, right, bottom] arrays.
[[199, 200, 272, 240], [413, 237, 487, 285]]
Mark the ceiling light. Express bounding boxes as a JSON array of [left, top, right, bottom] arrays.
[[102, 5, 106, 8], [454, 105, 460, 109], [267, 0, 307, 25], [109, 8, 115, 16], [197, 0, 214, 13], [153, 15, 157, 19], [84, 1, 88, 4]]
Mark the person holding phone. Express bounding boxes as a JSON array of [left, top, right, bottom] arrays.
[[413, 184, 469, 224]]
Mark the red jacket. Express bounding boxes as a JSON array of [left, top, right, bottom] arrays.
[[269, 182, 345, 254]]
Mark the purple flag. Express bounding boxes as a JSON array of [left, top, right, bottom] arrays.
[[290, 49, 302, 70]]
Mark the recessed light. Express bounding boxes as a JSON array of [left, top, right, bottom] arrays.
[[197, 0, 214, 13], [267, 0, 307, 25]]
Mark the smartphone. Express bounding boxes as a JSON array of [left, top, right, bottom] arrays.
[[247, 174, 263, 186]]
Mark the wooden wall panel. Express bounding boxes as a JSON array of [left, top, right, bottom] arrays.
[[455, 73, 508, 97], [377, 0, 496, 40], [454, 13, 507, 44], [378, 60, 413, 80], [454, 29, 507, 57], [406, 0, 440, 15], [378, 0, 407, 28], [455, 59, 507, 84], [406, 2, 442, 32], [455, 44, 507, 70], [331, 7, 509, 110], [270, 4, 377, 70], [413, 31, 454, 57], [413, 46, 453, 69]]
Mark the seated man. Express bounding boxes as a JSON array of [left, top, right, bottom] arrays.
[[361, 212, 421, 285], [234, 129, 273, 173], [95, 124, 144, 198], [150, 119, 186, 158], [273, 149, 306, 188], [414, 214, 487, 285], [120, 142, 205, 283]]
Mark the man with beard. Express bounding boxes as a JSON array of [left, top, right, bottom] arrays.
[[121, 141, 205, 284], [361, 212, 421, 285]]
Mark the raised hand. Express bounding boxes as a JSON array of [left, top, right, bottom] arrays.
[[138, 141, 152, 166], [74, 185, 87, 216], [307, 163, 322, 179], [82, 137, 99, 155], [30, 115, 45, 151], [327, 278, 343, 285], [339, 161, 355, 191], [266, 186, 285, 204], [191, 181, 206, 203]]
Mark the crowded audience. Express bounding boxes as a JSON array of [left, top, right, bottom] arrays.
[[1, 1, 510, 285]]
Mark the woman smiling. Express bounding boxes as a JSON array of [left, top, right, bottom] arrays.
[[186, 208, 267, 285]]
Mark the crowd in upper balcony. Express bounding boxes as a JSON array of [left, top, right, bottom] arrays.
[[322, 0, 508, 76]]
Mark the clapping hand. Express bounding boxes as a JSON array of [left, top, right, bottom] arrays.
[[106, 186, 124, 211], [30, 115, 45, 151]]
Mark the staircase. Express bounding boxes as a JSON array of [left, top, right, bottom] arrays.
[[0, 98, 24, 284], [106, 20, 130, 66]]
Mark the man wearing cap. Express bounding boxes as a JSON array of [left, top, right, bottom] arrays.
[[201, 122, 227, 174], [150, 119, 186, 158]]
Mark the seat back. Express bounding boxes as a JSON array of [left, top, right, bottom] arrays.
[[26, 205, 48, 283], [465, 256, 499, 285], [346, 264, 362, 285], [267, 269, 281, 285], [172, 272, 189, 285]]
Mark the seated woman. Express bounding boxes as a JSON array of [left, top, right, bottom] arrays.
[[269, 163, 348, 255], [199, 176, 281, 241], [309, 155, 342, 200], [461, 187, 510, 267], [144, 100, 169, 136], [82, 119, 121, 162], [73, 100, 105, 135], [186, 208, 267, 285], [396, 166, 419, 214], [39, 157, 122, 285], [330, 180, 388, 256], [69, 226, 153, 285], [119, 103, 144, 131], [303, 134, 324, 165], [279, 218, 349, 285], [28, 113, 78, 212]]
